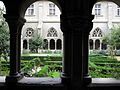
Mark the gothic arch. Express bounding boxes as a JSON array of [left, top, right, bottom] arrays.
[[56, 39, 62, 50], [92, 27, 102, 37], [23, 39, 27, 49], [47, 27, 58, 37], [50, 39, 55, 50], [95, 39, 100, 50], [102, 39, 107, 50], [89, 39, 93, 50], [43, 39, 48, 49]]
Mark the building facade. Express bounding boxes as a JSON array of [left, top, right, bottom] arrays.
[[21, 1, 62, 53], [21, 1, 120, 53], [2, 0, 120, 88]]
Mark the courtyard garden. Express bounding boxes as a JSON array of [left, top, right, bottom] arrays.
[[1, 52, 120, 79]]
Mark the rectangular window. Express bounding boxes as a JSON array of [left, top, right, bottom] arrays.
[[95, 4, 101, 15], [49, 3, 55, 15], [117, 6, 120, 16], [26, 4, 34, 15]]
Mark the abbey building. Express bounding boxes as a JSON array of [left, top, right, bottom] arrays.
[[21, 1, 120, 53]]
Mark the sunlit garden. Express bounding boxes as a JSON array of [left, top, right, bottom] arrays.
[[1, 52, 120, 79], [0, 3, 120, 79]]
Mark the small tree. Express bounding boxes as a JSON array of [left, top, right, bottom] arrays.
[[29, 35, 44, 53], [103, 26, 120, 58], [0, 8, 9, 60], [0, 8, 9, 75]]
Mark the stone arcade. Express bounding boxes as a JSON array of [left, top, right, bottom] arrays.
[[1, 0, 120, 90]]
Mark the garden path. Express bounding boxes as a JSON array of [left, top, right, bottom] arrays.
[[115, 56, 120, 61]]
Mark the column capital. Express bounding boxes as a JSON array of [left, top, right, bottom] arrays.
[[3, 14, 26, 25], [4, 14, 26, 34], [60, 14, 94, 33]]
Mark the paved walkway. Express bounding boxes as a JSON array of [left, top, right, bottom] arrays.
[[115, 56, 120, 61], [22, 53, 62, 57]]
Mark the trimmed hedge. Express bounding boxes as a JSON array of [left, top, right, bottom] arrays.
[[89, 54, 120, 78], [21, 56, 62, 61]]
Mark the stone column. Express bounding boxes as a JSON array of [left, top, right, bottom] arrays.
[[55, 39, 57, 51], [93, 39, 95, 50], [27, 38, 29, 52], [61, 13, 94, 86], [61, 14, 72, 85], [21, 36, 23, 54], [82, 15, 94, 85], [48, 39, 50, 50], [4, 15, 26, 83], [100, 40, 102, 50]]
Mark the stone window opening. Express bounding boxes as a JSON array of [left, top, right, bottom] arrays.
[[25, 4, 34, 15], [94, 3, 101, 15], [23, 39, 27, 49], [56, 39, 62, 50], [117, 5, 120, 16], [92, 28, 102, 37], [47, 27, 58, 37], [26, 28, 34, 37], [49, 3, 55, 15]]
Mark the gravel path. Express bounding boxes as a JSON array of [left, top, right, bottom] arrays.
[[115, 56, 120, 61]]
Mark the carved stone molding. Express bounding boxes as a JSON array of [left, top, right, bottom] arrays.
[[60, 14, 94, 33]]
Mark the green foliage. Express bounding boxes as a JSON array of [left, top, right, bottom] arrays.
[[0, 8, 9, 75], [103, 26, 120, 47], [103, 26, 120, 57], [29, 35, 44, 53], [21, 54, 120, 78], [48, 70, 60, 78], [89, 54, 120, 78], [0, 59, 9, 76], [33, 65, 49, 77], [0, 8, 9, 59], [21, 55, 62, 62], [21, 56, 61, 77]]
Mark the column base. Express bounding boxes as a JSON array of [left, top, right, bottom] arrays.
[[5, 73, 24, 84], [61, 73, 71, 85], [83, 75, 92, 85]]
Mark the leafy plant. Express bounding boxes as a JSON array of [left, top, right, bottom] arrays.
[[48, 70, 60, 78], [29, 35, 44, 53]]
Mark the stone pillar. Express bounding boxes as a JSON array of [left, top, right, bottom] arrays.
[[27, 38, 29, 51], [21, 36, 23, 54], [55, 39, 57, 51], [82, 15, 94, 85], [61, 13, 94, 86], [93, 39, 95, 50], [4, 15, 26, 83], [100, 40, 102, 50], [71, 29, 83, 86], [48, 39, 50, 50], [61, 14, 72, 85]]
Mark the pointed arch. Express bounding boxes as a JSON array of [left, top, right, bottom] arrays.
[[102, 39, 107, 50], [57, 39, 62, 50], [50, 39, 55, 50], [23, 39, 27, 49], [92, 27, 102, 37], [43, 39, 48, 49], [95, 39, 100, 50], [47, 27, 58, 37], [89, 39, 93, 50]]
